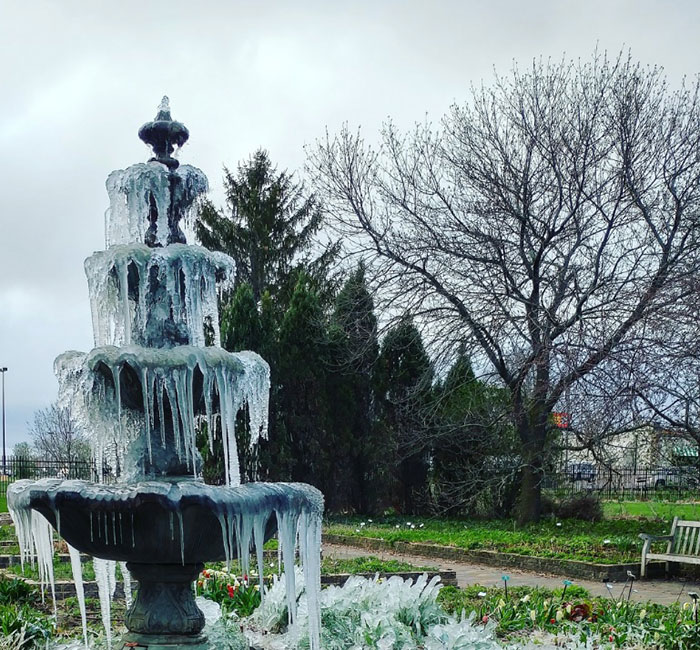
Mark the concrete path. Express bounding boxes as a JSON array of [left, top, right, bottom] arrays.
[[323, 543, 700, 606]]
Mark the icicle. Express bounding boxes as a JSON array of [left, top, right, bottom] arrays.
[[141, 367, 152, 463], [276, 509, 299, 626], [157, 378, 167, 448], [118, 259, 131, 343], [217, 511, 232, 572], [94, 558, 114, 649], [253, 511, 268, 601], [67, 543, 89, 649], [299, 510, 323, 650], [120, 561, 133, 610], [166, 376, 182, 460]]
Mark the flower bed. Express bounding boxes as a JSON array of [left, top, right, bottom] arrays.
[[325, 515, 667, 564]]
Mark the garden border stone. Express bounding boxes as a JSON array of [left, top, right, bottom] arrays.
[[323, 534, 666, 581], [321, 570, 457, 586], [0, 566, 457, 600]]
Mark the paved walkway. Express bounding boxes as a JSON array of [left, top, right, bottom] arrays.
[[323, 543, 700, 606]]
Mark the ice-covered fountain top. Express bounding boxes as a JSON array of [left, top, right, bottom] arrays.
[[8, 98, 323, 650], [138, 96, 189, 170], [106, 96, 207, 249]]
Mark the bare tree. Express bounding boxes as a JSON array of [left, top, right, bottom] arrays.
[[308, 52, 700, 522], [29, 402, 91, 465], [629, 285, 700, 454]]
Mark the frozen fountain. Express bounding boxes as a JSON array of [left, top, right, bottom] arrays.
[[8, 98, 323, 650]]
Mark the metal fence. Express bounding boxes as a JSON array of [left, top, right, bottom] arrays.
[[0, 457, 112, 499], [544, 465, 700, 500]]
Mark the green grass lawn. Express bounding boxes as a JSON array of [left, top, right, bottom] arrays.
[[602, 500, 700, 520], [324, 515, 669, 564]]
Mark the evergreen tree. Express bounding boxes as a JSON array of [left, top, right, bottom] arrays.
[[277, 274, 333, 497], [327, 265, 382, 512], [195, 151, 337, 484], [196, 149, 337, 309], [431, 348, 516, 516], [376, 317, 433, 513]]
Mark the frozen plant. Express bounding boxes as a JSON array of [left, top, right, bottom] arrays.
[[424, 612, 500, 650]]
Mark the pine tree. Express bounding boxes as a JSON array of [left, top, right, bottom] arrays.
[[431, 348, 516, 516], [327, 265, 382, 512], [277, 274, 333, 496], [376, 317, 433, 513], [196, 149, 337, 308], [195, 151, 337, 484]]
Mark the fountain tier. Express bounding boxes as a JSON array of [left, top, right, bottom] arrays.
[[86, 244, 235, 349], [56, 345, 269, 483]]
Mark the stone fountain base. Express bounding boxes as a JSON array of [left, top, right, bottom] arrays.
[[119, 632, 209, 649], [125, 563, 205, 636]]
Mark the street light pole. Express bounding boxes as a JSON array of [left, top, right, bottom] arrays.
[[0, 368, 6, 477]]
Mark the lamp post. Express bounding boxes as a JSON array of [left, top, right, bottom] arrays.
[[0, 367, 6, 477]]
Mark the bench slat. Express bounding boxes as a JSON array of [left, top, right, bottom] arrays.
[[677, 521, 700, 528], [682, 527, 692, 555], [646, 553, 700, 565]]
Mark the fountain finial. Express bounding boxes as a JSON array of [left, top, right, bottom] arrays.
[[138, 96, 189, 169]]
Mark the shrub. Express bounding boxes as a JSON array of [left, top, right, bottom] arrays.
[[554, 495, 603, 522], [0, 578, 36, 606], [0, 603, 53, 648]]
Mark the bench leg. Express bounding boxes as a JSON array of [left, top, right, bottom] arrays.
[[640, 541, 650, 578]]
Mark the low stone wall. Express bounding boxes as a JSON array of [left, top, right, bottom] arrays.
[[323, 534, 666, 581], [0, 567, 456, 600], [321, 570, 457, 587]]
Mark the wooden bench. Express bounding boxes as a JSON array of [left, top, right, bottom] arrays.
[[639, 517, 700, 577]]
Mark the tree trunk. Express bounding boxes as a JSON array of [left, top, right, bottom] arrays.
[[517, 454, 544, 525], [516, 419, 547, 525]]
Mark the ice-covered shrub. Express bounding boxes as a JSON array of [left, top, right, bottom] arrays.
[[424, 612, 500, 650], [248, 570, 506, 650]]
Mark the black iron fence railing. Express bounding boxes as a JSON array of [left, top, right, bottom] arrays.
[[544, 466, 700, 500], [0, 457, 116, 499]]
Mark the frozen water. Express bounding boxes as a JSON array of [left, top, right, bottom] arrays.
[[85, 244, 235, 348], [9, 101, 324, 650], [105, 162, 207, 248], [94, 558, 117, 649], [68, 543, 89, 649], [55, 345, 270, 484]]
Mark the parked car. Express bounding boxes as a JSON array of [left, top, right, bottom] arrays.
[[566, 462, 597, 482], [651, 466, 699, 489]]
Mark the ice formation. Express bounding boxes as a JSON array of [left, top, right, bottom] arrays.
[[105, 162, 207, 248], [9, 479, 324, 649], [55, 346, 270, 485], [85, 244, 235, 348], [8, 99, 324, 650], [67, 544, 88, 648]]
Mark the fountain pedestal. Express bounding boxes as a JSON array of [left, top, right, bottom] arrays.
[[125, 563, 205, 637]]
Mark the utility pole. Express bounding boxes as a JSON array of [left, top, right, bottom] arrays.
[[0, 368, 6, 477]]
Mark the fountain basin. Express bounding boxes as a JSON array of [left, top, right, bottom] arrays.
[[8, 479, 321, 564]]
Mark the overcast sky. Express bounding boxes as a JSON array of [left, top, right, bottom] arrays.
[[1, 0, 699, 450]]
